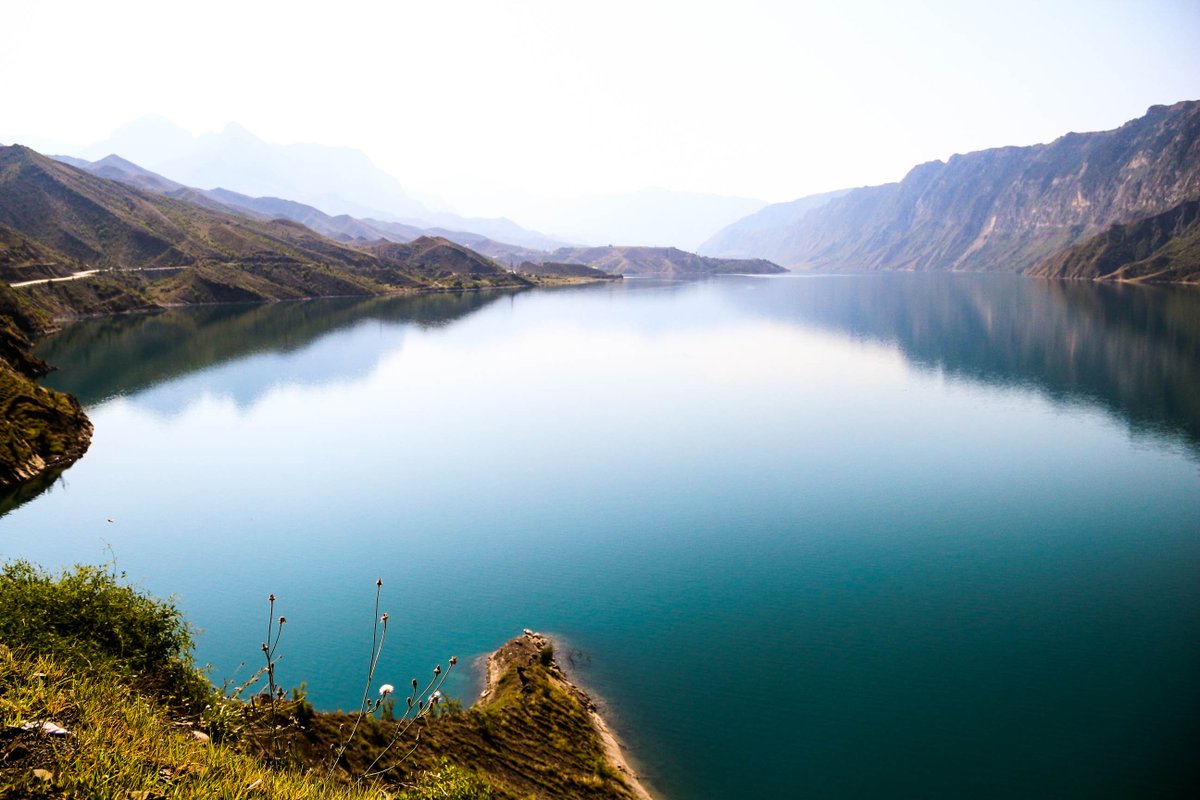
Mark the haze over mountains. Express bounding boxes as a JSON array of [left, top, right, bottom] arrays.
[[50, 117, 767, 251]]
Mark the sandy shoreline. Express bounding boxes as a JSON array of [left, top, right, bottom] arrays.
[[479, 629, 657, 800]]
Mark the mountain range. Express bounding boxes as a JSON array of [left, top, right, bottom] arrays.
[[70, 117, 567, 251], [704, 101, 1200, 282], [33, 149, 780, 281], [0, 145, 559, 309], [49, 117, 776, 251]]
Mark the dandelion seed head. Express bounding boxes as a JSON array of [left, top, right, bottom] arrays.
[[379, 683, 394, 697]]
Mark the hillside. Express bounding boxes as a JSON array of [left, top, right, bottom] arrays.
[[0, 144, 608, 317], [0, 284, 91, 491], [0, 144, 387, 281], [74, 117, 566, 250], [1029, 198, 1200, 282], [517, 261, 620, 280], [726, 101, 1200, 280], [548, 245, 784, 278], [55, 154, 557, 266]]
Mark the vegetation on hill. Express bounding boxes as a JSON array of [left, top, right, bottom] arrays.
[[0, 562, 647, 800], [0, 145, 605, 320], [1029, 198, 1200, 282], [56, 153, 563, 265], [515, 262, 621, 280]]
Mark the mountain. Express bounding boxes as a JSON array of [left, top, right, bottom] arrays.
[[0, 145, 575, 316], [74, 118, 566, 250], [1029, 198, 1200, 282], [82, 154, 186, 194], [0, 144, 383, 281], [81, 118, 431, 220], [698, 188, 851, 260], [729, 101, 1200, 280], [547, 245, 784, 277], [52, 154, 559, 265]]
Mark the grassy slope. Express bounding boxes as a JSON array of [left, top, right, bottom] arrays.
[[1, 564, 642, 800]]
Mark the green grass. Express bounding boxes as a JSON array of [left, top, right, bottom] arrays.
[[0, 562, 497, 799]]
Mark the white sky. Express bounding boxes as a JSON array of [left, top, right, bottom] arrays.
[[4, 0, 1200, 210]]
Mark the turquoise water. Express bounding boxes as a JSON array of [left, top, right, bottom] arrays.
[[4, 274, 1199, 798]]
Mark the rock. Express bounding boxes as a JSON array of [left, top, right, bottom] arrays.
[[19, 720, 70, 736]]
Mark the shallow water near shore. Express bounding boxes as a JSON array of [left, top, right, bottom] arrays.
[[5, 274, 1200, 798]]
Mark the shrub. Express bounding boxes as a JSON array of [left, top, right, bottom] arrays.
[[0, 560, 210, 709], [396, 759, 492, 800]]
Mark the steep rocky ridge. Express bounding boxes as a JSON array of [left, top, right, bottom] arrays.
[[748, 101, 1200, 279]]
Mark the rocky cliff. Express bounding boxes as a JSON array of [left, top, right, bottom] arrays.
[[0, 283, 91, 492], [731, 101, 1200, 280]]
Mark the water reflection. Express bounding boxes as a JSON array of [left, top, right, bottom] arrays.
[[726, 274, 1200, 454], [35, 291, 517, 407], [11, 274, 1200, 518]]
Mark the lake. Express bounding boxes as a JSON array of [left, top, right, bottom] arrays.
[[4, 273, 1199, 798]]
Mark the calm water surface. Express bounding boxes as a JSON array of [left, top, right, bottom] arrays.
[[4, 274, 1199, 798]]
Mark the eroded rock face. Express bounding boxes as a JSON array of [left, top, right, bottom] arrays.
[[741, 101, 1200, 278], [0, 285, 93, 493]]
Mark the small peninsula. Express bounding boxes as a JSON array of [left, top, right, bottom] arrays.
[[0, 561, 651, 799]]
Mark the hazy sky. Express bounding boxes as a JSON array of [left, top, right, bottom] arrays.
[[4, 0, 1199, 212]]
